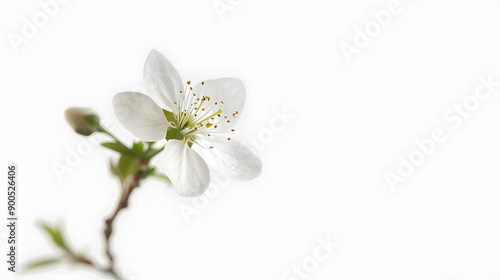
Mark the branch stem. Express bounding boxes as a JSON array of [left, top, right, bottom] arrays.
[[95, 167, 144, 279]]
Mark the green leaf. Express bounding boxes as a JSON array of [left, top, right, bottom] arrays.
[[140, 167, 156, 179], [131, 142, 145, 157], [117, 155, 138, 183], [163, 109, 176, 122], [25, 257, 62, 270], [40, 224, 69, 252], [101, 142, 133, 156], [151, 172, 172, 184]]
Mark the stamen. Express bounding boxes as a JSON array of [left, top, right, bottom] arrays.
[[171, 80, 238, 149]]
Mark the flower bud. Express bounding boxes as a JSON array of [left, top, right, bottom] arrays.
[[65, 107, 100, 136]]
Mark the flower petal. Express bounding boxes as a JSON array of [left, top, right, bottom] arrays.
[[112, 91, 168, 141], [203, 138, 261, 181], [193, 78, 246, 131], [160, 140, 210, 197], [143, 49, 183, 111]]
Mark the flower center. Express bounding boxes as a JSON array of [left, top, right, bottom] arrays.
[[164, 81, 237, 148]]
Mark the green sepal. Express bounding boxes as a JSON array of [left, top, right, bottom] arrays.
[[166, 127, 184, 141], [83, 114, 100, 126], [163, 109, 176, 122], [75, 129, 94, 136]]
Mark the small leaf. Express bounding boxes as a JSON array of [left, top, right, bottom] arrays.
[[117, 155, 138, 183], [101, 142, 133, 156], [40, 224, 69, 252], [131, 142, 145, 157], [25, 257, 62, 270], [151, 172, 172, 184], [140, 167, 156, 179]]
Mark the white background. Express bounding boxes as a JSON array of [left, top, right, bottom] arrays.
[[1, 0, 500, 279]]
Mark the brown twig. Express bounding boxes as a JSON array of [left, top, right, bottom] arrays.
[[73, 255, 119, 279], [100, 168, 144, 279]]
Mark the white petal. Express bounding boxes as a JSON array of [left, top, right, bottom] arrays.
[[203, 138, 261, 181], [193, 78, 246, 131], [113, 91, 168, 141], [160, 140, 210, 197], [143, 49, 183, 111]]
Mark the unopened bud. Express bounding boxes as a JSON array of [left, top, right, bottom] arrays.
[[65, 107, 100, 136]]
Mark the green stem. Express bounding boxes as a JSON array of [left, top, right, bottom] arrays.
[[98, 126, 127, 147]]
